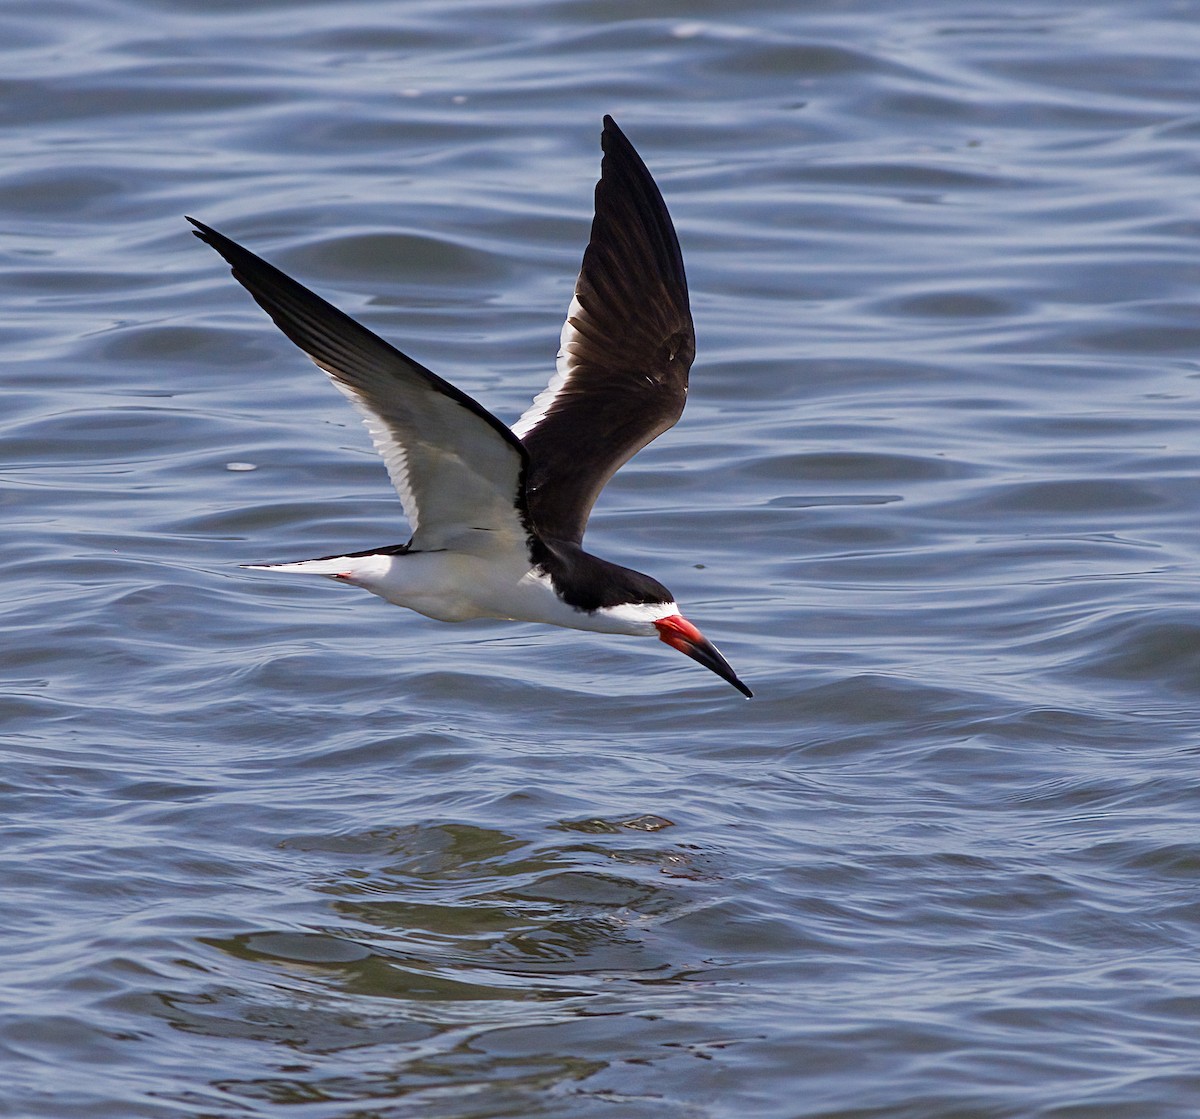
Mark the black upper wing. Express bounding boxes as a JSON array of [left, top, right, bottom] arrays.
[[512, 116, 695, 545]]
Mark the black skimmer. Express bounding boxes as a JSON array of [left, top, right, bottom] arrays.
[[189, 116, 751, 697]]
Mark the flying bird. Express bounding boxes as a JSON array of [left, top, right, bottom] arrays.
[[189, 116, 751, 697]]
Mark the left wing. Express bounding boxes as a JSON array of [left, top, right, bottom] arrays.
[[189, 218, 531, 555]]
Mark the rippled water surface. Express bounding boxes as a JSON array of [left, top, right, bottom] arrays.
[[5, 1, 1200, 1116]]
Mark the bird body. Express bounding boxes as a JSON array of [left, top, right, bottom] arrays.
[[253, 547, 676, 635], [191, 116, 752, 697]]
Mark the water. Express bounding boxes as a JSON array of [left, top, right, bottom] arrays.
[[4, 1, 1200, 1115]]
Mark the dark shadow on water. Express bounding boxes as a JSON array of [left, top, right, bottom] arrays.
[[145, 818, 728, 1114]]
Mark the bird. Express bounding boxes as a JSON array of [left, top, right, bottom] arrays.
[[188, 115, 751, 697]]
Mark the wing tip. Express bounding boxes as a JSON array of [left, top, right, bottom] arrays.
[[186, 215, 217, 244], [600, 115, 637, 162]]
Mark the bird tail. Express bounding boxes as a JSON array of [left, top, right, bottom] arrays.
[[241, 542, 409, 579], [241, 557, 360, 577]]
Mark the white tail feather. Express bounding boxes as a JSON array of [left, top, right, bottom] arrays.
[[242, 556, 367, 577]]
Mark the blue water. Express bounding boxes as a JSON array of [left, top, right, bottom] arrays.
[[4, 1, 1200, 1116]]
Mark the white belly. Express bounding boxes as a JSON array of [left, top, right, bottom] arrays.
[[362, 550, 555, 623]]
